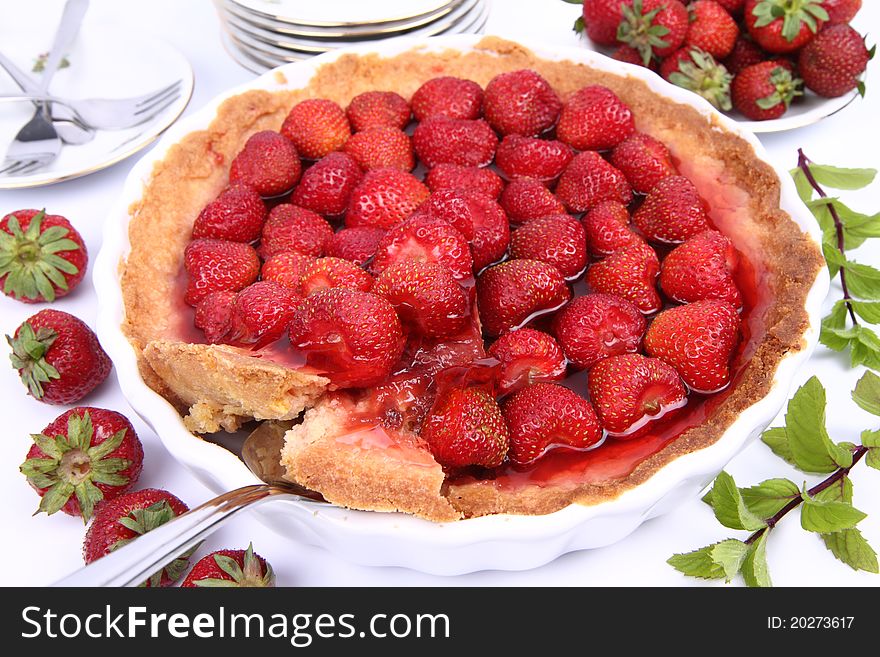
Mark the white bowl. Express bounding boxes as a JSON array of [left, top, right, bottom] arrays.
[[94, 34, 828, 576]]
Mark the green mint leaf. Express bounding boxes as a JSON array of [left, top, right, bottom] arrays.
[[709, 539, 750, 581], [740, 478, 801, 518], [761, 426, 797, 467], [785, 376, 853, 473], [667, 544, 726, 580], [852, 301, 880, 323], [822, 528, 879, 574], [807, 164, 876, 191], [708, 471, 767, 531], [790, 167, 814, 204], [852, 371, 880, 416], [819, 301, 851, 352], [741, 531, 772, 588], [849, 326, 880, 371], [822, 240, 846, 277], [801, 496, 867, 533], [813, 475, 853, 504], [842, 261, 880, 300]]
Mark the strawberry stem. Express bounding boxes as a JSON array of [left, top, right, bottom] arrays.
[[744, 444, 869, 545], [797, 148, 858, 326]]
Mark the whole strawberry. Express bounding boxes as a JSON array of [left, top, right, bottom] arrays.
[[371, 215, 473, 281], [229, 131, 301, 197], [660, 229, 743, 307], [609, 132, 677, 195], [476, 259, 571, 336], [288, 288, 405, 388], [424, 163, 504, 199], [258, 203, 333, 259], [552, 293, 646, 369], [744, 0, 827, 54], [184, 238, 259, 306], [372, 260, 470, 339], [685, 1, 739, 60], [495, 135, 573, 183], [411, 76, 484, 121], [644, 299, 741, 392], [412, 117, 499, 168], [501, 383, 603, 465], [732, 61, 803, 120], [182, 543, 275, 587], [588, 353, 687, 436], [556, 151, 633, 214], [488, 328, 567, 395], [83, 488, 193, 587], [509, 214, 588, 279], [8, 309, 111, 404], [798, 24, 870, 98], [586, 241, 661, 314], [556, 85, 635, 152], [723, 35, 769, 75], [227, 281, 300, 346], [280, 98, 351, 160], [345, 167, 430, 230], [343, 126, 414, 172], [661, 46, 733, 110], [192, 184, 267, 243], [299, 257, 373, 297], [325, 227, 385, 266], [291, 152, 363, 217], [20, 407, 143, 520], [579, 0, 632, 46], [633, 175, 711, 243], [0, 209, 87, 303], [346, 90, 411, 131], [482, 69, 562, 137], [582, 200, 644, 257], [422, 387, 510, 469], [499, 178, 566, 225], [617, 0, 689, 65]]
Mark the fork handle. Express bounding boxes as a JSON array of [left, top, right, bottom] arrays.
[[39, 0, 90, 93], [51, 484, 302, 587]]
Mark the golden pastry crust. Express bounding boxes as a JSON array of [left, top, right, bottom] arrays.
[[120, 37, 823, 521]]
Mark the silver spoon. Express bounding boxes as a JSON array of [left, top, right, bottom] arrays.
[[52, 422, 326, 587]]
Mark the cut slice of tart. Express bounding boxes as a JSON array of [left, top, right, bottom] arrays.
[[119, 37, 823, 521]]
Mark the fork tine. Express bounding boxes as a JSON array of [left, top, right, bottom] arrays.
[[0, 161, 21, 175], [0, 160, 33, 176], [135, 80, 183, 108], [17, 159, 49, 175], [134, 91, 181, 119]]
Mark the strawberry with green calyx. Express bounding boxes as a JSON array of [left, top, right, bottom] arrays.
[[182, 543, 276, 588], [8, 309, 111, 404], [661, 47, 733, 111], [83, 488, 194, 587], [0, 209, 87, 303], [617, 0, 689, 66], [732, 61, 803, 120], [20, 408, 143, 521], [744, 0, 828, 54]]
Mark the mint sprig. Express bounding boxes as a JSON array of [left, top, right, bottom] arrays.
[[669, 373, 880, 586], [793, 150, 880, 369]]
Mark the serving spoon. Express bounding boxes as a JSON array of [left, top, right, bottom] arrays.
[[52, 422, 326, 587]]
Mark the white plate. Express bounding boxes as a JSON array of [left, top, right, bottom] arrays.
[[94, 35, 827, 575], [220, 0, 468, 38], [229, 0, 457, 28], [0, 19, 193, 190], [221, 0, 480, 53]]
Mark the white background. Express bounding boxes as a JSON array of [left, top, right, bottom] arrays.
[[0, 0, 879, 587]]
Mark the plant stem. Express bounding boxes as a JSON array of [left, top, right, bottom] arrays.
[[744, 445, 869, 546], [798, 148, 858, 326]]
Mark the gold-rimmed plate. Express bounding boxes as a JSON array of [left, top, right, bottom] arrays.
[[0, 20, 193, 190]]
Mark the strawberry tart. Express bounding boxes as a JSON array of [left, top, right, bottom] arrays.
[[120, 37, 823, 522]]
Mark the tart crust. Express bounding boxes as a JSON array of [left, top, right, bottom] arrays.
[[120, 37, 823, 521]]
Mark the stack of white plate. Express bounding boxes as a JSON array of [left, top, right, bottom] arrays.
[[216, 0, 491, 73]]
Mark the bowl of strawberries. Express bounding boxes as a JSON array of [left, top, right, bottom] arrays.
[[570, 0, 871, 131], [93, 34, 828, 573]]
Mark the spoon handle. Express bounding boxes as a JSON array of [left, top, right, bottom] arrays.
[[52, 484, 300, 587]]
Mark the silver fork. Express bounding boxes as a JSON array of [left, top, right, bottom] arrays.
[[0, 0, 89, 177], [0, 80, 183, 130]]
